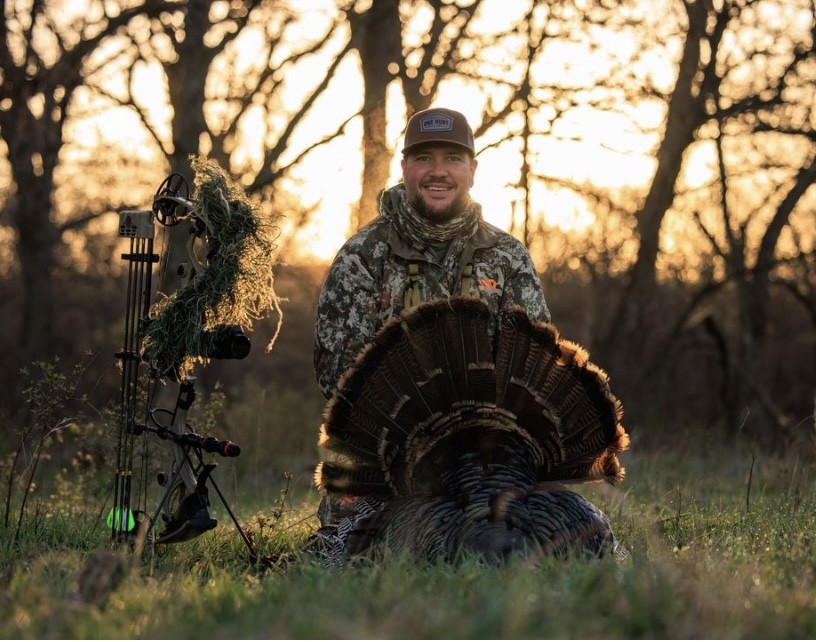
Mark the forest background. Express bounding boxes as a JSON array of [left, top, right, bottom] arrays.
[[1, 0, 814, 514]]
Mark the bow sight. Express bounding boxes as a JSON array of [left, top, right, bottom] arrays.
[[111, 165, 272, 559]]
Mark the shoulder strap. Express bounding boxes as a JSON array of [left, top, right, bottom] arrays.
[[405, 259, 475, 309], [404, 262, 422, 309], [460, 263, 473, 297]]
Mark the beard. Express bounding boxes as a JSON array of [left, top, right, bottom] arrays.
[[409, 191, 470, 224]]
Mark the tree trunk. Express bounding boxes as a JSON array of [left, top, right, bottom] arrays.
[[351, 0, 403, 229], [603, 0, 708, 372], [4, 83, 64, 363], [9, 173, 59, 362], [165, 1, 213, 182]]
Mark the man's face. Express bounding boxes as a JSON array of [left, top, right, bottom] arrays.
[[401, 145, 478, 223]]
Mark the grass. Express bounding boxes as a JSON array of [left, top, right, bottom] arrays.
[[3, 440, 816, 639]]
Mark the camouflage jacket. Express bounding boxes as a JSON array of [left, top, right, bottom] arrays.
[[313, 192, 550, 399]]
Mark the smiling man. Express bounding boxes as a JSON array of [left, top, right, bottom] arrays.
[[401, 110, 476, 222], [314, 107, 550, 399], [311, 108, 551, 553]]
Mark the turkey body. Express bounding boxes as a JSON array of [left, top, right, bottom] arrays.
[[315, 297, 628, 563], [344, 443, 616, 562]]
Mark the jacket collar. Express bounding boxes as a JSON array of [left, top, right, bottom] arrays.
[[387, 216, 499, 262]]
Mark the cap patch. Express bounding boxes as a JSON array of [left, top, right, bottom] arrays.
[[419, 113, 453, 132]]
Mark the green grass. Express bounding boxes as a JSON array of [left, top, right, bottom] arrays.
[[3, 444, 816, 639]]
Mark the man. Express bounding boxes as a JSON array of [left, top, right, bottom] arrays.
[[314, 107, 550, 399], [311, 107, 551, 553]]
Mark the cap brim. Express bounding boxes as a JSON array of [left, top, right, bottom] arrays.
[[402, 139, 474, 155]]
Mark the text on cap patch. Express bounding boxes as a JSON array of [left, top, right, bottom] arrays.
[[419, 113, 453, 132]]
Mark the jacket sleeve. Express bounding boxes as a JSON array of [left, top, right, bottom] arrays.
[[500, 238, 551, 323], [313, 248, 380, 398]]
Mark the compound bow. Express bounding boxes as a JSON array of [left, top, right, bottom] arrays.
[[110, 158, 280, 560]]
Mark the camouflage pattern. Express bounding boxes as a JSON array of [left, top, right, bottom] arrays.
[[314, 195, 550, 399]]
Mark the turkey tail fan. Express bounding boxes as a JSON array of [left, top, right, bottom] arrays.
[[315, 297, 629, 544], [495, 306, 628, 485], [318, 297, 497, 496]]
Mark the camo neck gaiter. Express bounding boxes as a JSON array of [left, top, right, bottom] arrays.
[[380, 185, 481, 253]]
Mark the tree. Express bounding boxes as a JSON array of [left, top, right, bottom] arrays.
[[346, 0, 402, 230], [93, 0, 353, 210], [505, 0, 814, 436], [603, 0, 816, 385], [0, 0, 182, 364], [346, 0, 493, 228], [676, 117, 816, 438]]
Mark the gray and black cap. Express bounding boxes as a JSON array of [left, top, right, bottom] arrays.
[[402, 108, 475, 156]]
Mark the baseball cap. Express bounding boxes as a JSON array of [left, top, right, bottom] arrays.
[[402, 108, 475, 156]]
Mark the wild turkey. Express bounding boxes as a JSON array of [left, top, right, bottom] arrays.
[[314, 297, 629, 563]]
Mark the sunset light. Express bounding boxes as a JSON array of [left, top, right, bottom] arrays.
[[1, 3, 814, 636], [5, 0, 814, 276], [54, 0, 682, 264]]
